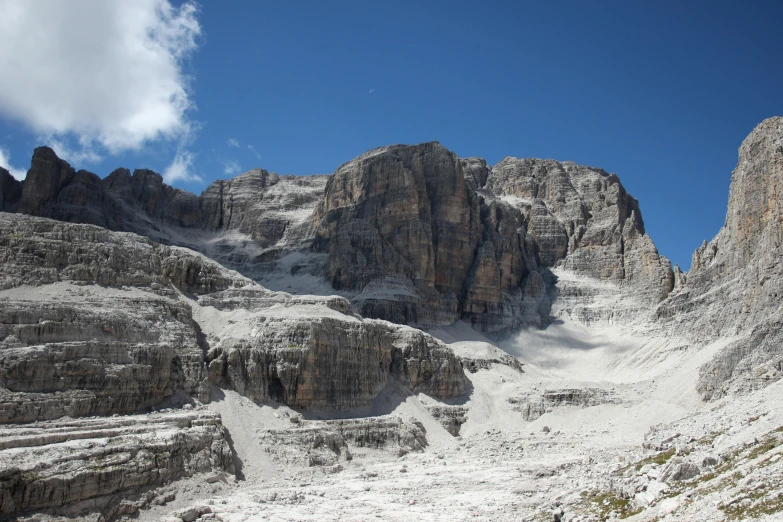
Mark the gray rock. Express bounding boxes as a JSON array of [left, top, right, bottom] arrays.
[[255, 415, 427, 467], [656, 117, 783, 398], [0, 410, 233, 518], [4, 143, 671, 336], [427, 405, 468, 436], [660, 458, 700, 481], [702, 456, 718, 467], [509, 388, 620, 421], [0, 213, 466, 418], [207, 315, 467, 410]]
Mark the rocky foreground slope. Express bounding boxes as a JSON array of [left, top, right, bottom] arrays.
[[1, 118, 782, 520], [0, 212, 467, 518]]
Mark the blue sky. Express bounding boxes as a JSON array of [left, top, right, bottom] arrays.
[[0, 0, 781, 269]]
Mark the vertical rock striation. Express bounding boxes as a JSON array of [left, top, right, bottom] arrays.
[[2, 143, 673, 335], [656, 117, 783, 399], [483, 157, 674, 304]]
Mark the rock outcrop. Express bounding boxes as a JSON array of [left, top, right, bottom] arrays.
[[255, 415, 428, 468], [482, 157, 674, 306], [0, 213, 467, 416], [0, 212, 468, 518], [313, 143, 671, 334], [0, 212, 249, 423], [0, 409, 234, 519], [200, 302, 467, 410], [312, 143, 487, 327], [656, 117, 783, 398], [508, 387, 620, 421], [2, 146, 327, 266]]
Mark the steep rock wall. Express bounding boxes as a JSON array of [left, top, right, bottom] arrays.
[[654, 118, 783, 399]]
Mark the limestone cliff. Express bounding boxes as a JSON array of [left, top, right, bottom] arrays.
[[483, 157, 673, 302], [0, 213, 467, 418], [656, 117, 783, 399], [0, 212, 468, 519], [2, 147, 326, 259], [313, 143, 672, 334], [2, 143, 672, 336]]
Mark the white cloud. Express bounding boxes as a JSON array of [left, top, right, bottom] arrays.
[[0, 147, 27, 180], [47, 137, 102, 165], [163, 150, 201, 184], [0, 0, 201, 156], [227, 138, 240, 148], [369, 88, 375, 94], [247, 144, 261, 160], [224, 160, 241, 176]]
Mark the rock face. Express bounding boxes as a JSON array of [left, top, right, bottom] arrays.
[[0, 212, 249, 423], [313, 143, 671, 334], [2, 143, 672, 336], [0, 168, 22, 212], [256, 415, 428, 468], [200, 299, 467, 410], [313, 143, 495, 329], [656, 117, 783, 399], [0, 212, 468, 518], [0, 213, 467, 418], [0, 409, 234, 519], [483, 157, 674, 303], [2, 146, 327, 267], [508, 387, 620, 421]]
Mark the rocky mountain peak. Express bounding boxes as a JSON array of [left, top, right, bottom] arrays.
[[655, 116, 783, 399], [679, 116, 783, 327]]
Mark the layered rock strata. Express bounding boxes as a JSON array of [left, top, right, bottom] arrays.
[[255, 416, 428, 468], [0, 409, 233, 519], [0, 213, 467, 416], [508, 387, 620, 421], [0, 212, 468, 518], [482, 157, 674, 301], [199, 302, 467, 410], [313, 143, 671, 333], [0, 146, 326, 266], [2, 143, 672, 336]]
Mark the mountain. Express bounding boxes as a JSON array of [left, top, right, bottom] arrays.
[[2, 119, 783, 521], [1, 141, 673, 337], [657, 116, 783, 399]]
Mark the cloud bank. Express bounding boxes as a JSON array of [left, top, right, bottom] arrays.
[[0, 0, 202, 180]]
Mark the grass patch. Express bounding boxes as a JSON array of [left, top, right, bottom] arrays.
[[634, 448, 676, 471], [580, 490, 642, 519], [747, 436, 780, 461], [720, 490, 783, 520]]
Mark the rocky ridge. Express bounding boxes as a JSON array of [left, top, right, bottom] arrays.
[[2, 142, 674, 337], [0, 409, 234, 519]]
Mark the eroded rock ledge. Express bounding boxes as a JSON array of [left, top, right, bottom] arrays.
[[0, 212, 468, 518]]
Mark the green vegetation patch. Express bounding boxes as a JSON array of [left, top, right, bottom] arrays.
[[580, 490, 642, 519], [720, 490, 783, 520], [634, 448, 676, 471]]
